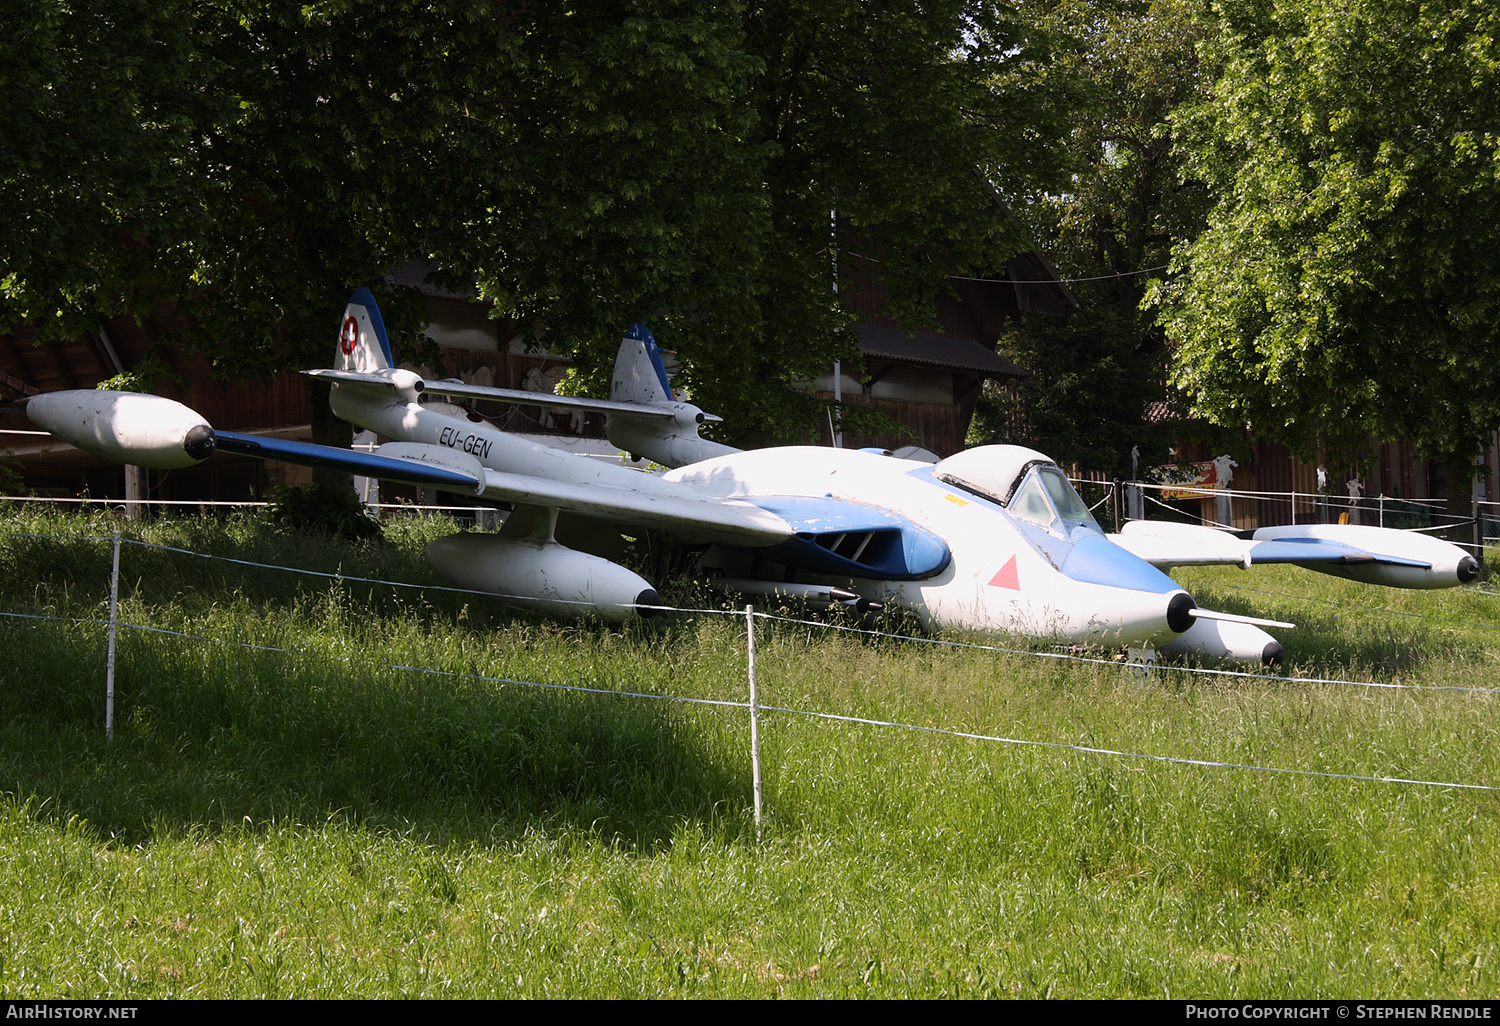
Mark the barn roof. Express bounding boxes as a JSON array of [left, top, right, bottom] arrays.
[[851, 323, 1027, 378]]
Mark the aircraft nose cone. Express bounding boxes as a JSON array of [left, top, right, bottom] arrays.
[[1458, 555, 1480, 584], [1262, 640, 1285, 666]]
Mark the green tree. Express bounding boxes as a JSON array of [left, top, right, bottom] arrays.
[[732, 0, 1078, 444], [972, 0, 1213, 477], [1152, 0, 1500, 504], [0, 0, 226, 338], [4, 1, 765, 469], [189, 1, 767, 468], [4, 1, 1078, 456], [546, 0, 1081, 445]]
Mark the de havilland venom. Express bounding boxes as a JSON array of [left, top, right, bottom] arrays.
[[19, 290, 1479, 664]]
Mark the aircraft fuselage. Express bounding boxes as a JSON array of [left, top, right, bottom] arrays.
[[331, 384, 1193, 646], [664, 446, 1193, 646]]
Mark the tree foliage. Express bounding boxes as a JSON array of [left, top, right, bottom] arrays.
[[1151, 0, 1500, 469], [972, 0, 1212, 476], [554, 0, 1081, 444], [0, 0, 227, 337], [3, 1, 1078, 449]]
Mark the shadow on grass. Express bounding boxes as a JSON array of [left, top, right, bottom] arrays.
[[0, 512, 499, 632], [0, 622, 751, 848]]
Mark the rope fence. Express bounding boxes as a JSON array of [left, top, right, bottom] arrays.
[[25, 528, 1500, 694], [2, 526, 1496, 808], [6, 484, 1488, 532]]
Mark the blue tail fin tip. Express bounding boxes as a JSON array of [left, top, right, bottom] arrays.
[[625, 321, 672, 401]]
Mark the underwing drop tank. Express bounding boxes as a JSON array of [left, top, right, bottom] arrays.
[[1156, 615, 1285, 666], [1250, 524, 1479, 589], [425, 532, 661, 623]]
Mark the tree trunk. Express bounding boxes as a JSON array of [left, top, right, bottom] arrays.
[[1439, 457, 1474, 548], [309, 377, 354, 496]]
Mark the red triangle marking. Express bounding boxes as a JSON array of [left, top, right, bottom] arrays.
[[988, 555, 1019, 590]]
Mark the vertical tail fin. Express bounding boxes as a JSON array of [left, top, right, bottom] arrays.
[[336, 288, 394, 372], [610, 323, 674, 404], [604, 322, 741, 467]]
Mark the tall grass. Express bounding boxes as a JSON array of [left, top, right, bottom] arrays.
[[0, 505, 1497, 997]]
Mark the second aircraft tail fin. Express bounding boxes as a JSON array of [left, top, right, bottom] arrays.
[[610, 323, 674, 405], [336, 288, 395, 372]]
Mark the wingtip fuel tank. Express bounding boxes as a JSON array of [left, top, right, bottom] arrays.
[[22, 391, 217, 470]]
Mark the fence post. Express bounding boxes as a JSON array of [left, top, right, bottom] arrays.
[[746, 604, 763, 843], [1474, 465, 1485, 568], [106, 531, 121, 740]]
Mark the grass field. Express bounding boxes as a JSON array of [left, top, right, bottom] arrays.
[[0, 505, 1497, 998]]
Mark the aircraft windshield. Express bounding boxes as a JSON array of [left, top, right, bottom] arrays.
[[930, 447, 1097, 527], [1009, 474, 1056, 527], [1040, 467, 1093, 521], [1008, 466, 1097, 530]]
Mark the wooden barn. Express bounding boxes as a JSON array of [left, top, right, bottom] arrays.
[[814, 247, 1074, 457]]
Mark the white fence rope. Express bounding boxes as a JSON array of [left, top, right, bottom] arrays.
[[0, 495, 490, 513], [1143, 490, 1222, 526], [4, 526, 1498, 693], [1135, 490, 1485, 553], [1128, 479, 1447, 506], [0, 495, 270, 507], [2, 484, 1476, 517], [2, 527, 1498, 795], [755, 703, 1500, 792], [2, 604, 1492, 794], [0, 608, 749, 710], [737, 608, 1500, 695], [1206, 581, 1500, 632]]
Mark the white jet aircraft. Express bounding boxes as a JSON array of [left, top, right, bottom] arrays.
[[20, 289, 1480, 665]]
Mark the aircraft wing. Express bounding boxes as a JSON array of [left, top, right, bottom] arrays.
[[475, 467, 787, 543], [1111, 520, 1426, 569], [215, 432, 486, 493], [21, 390, 788, 545], [1110, 519, 1477, 588], [223, 435, 792, 546], [1108, 521, 1255, 569]]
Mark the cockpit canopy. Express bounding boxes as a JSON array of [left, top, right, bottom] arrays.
[[932, 444, 1096, 530]]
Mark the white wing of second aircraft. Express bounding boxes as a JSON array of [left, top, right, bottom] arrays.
[[305, 367, 722, 423], [1107, 521, 1256, 568]]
